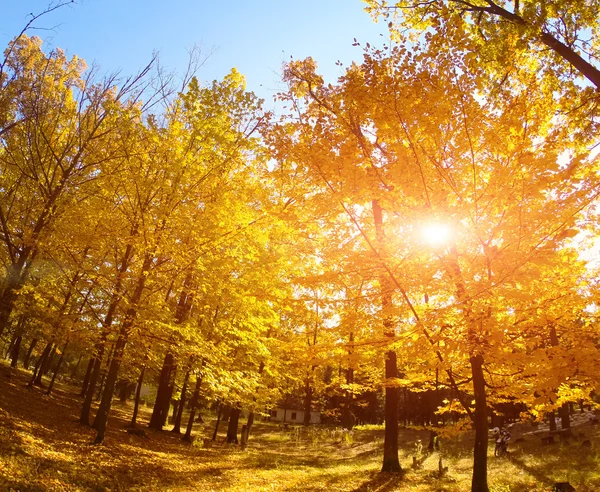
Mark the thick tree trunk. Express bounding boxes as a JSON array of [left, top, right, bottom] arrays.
[[227, 407, 241, 444], [23, 338, 38, 370], [183, 371, 203, 442], [172, 363, 191, 434], [560, 403, 571, 430], [549, 411, 557, 432], [470, 354, 489, 492], [46, 342, 68, 395], [149, 352, 176, 430], [212, 403, 223, 441], [10, 335, 22, 368], [130, 366, 146, 428], [0, 276, 20, 338], [148, 352, 175, 430]]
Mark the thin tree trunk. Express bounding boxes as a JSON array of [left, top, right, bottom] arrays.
[[172, 362, 192, 434], [23, 338, 38, 370], [42, 345, 57, 376], [130, 365, 146, 428], [80, 345, 105, 425], [303, 378, 312, 426], [70, 354, 83, 380], [80, 357, 94, 397], [94, 252, 152, 443], [94, 333, 128, 443], [46, 341, 69, 395], [373, 200, 401, 473], [549, 411, 557, 432], [470, 354, 489, 492], [28, 342, 52, 387], [183, 370, 203, 442], [212, 402, 223, 441], [34, 343, 55, 386]]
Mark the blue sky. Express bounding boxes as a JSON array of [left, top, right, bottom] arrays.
[[3, 1, 387, 108]]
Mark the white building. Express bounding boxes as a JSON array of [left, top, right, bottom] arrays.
[[269, 407, 320, 424]]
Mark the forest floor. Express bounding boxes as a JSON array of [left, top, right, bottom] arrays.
[[1, 363, 599, 492]]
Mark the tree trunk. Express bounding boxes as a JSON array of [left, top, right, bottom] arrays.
[[373, 200, 401, 473], [470, 354, 489, 492], [46, 341, 69, 395], [42, 345, 57, 376], [212, 403, 223, 441], [342, 364, 355, 430], [560, 403, 570, 430], [70, 354, 83, 380], [80, 346, 105, 425], [303, 378, 312, 426], [130, 365, 146, 428], [149, 352, 176, 430], [183, 370, 204, 442], [172, 363, 191, 434], [23, 338, 38, 370], [382, 349, 401, 472], [32, 342, 54, 386], [549, 411, 557, 432], [0, 274, 20, 338], [227, 407, 241, 444], [80, 357, 95, 397], [10, 335, 22, 368], [94, 333, 129, 443]]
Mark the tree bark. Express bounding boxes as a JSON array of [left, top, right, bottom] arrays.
[[149, 352, 176, 430], [80, 357, 95, 397], [373, 200, 401, 473], [94, 333, 128, 443], [80, 345, 105, 425], [23, 338, 38, 370], [70, 354, 83, 380], [28, 342, 52, 387], [549, 411, 557, 432], [46, 341, 68, 395], [130, 365, 146, 428], [172, 362, 191, 434], [183, 370, 204, 442], [560, 403, 570, 430], [227, 407, 241, 444], [34, 343, 55, 386], [303, 378, 312, 426], [470, 354, 489, 492], [10, 334, 22, 368], [42, 344, 57, 376], [212, 402, 223, 441]]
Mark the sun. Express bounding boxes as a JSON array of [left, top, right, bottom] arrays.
[[421, 223, 451, 246]]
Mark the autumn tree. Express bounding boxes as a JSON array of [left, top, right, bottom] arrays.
[[273, 32, 600, 490]]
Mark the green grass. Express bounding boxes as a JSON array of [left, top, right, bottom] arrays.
[[1, 362, 599, 491]]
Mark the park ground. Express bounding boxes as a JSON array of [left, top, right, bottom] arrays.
[[1, 363, 599, 491]]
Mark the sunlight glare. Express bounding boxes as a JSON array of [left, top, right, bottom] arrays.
[[421, 223, 451, 246]]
